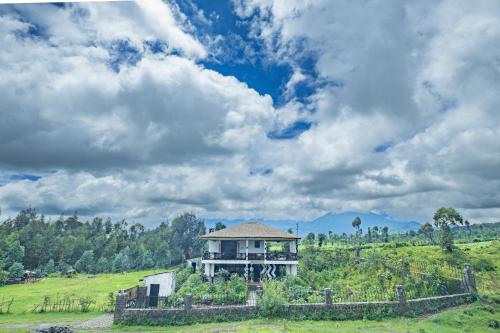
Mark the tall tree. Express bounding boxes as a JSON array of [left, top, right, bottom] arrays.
[[215, 222, 226, 231], [169, 213, 205, 261], [433, 207, 464, 252], [317, 233, 327, 247], [418, 223, 434, 243]]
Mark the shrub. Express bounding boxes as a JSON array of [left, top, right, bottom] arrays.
[[258, 280, 287, 317], [8, 262, 24, 279], [0, 270, 8, 285], [472, 258, 495, 272]]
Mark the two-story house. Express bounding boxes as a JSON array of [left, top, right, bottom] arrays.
[[201, 222, 300, 281]]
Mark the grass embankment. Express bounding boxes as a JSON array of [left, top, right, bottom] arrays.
[[0, 268, 166, 324]]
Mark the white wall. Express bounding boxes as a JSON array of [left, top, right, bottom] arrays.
[[237, 240, 265, 254], [208, 240, 220, 252], [143, 271, 176, 297]]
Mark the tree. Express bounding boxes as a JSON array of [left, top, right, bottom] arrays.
[[381, 226, 389, 243], [418, 223, 434, 243], [352, 217, 362, 256], [433, 207, 464, 252], [367, 227, 372, 243], [8, 262, 24, 279], [75, 250, 94, 273], [95, 257, 109, 274], [44, 259, 56, 275], [4, 241, 25, 268], [169, 213, 205, 261], [317, 233, 327, 247], [465, 220, 471, 235], [215, 222, 226, 231], [351, 217, 362, 234], [0, 270, 7, 286], [304, 232, 315, 245]]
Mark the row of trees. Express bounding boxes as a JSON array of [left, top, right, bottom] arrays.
[[301, 208, 498, 253], [0, 209, 206, 284]]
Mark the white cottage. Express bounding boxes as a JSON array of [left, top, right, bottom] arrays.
[[201, 222, 300, 281], [140, 271, 176, 307]]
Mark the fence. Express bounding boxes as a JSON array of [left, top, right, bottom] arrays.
[[30, 293, 114, 313], [115, 264, 478, 325], [0, 297, 14, 314]]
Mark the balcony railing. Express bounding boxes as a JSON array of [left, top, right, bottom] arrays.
[[202, 252, 297, 261]]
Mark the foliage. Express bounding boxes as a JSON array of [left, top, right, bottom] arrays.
[[0, 270, 8, 286], [433, 207, 464, 252], [8, 262, 24, 279], [0, 208, 205, 274], [169, 273, 247, 306], [75, 250, 94, 273], [257, 280, 287, 317]]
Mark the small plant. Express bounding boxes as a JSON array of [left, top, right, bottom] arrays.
[[488, 320, 499, 329], [107, 292, 115, 312], [257, 280, 287, 317], [79, 296, 96, 312]]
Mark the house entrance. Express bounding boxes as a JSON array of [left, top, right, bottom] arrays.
[[148, 284, 160, 307], [253, 264, 262, 281]]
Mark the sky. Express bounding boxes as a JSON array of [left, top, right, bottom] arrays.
[[0, 0, 499, 226]]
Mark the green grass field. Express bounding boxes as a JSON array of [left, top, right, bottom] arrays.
[[0, 267, 167, 326], [0, 241, 498, 332]]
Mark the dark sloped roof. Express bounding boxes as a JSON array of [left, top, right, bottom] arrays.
[[201, 222, 300, 240]]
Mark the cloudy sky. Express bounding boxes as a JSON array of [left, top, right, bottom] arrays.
[[0, 0, 499, 225]]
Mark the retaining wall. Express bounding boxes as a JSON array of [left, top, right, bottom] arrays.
[[115, 293, 474, 326]]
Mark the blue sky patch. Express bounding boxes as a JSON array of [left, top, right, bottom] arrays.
[[9, 174, 42, 182], [268, 121, 313, 140], [374, 142, 393, 153]]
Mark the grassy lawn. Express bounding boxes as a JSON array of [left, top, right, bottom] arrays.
[[0, 268, 167, 314]]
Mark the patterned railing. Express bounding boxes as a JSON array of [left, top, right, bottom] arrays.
[[202, 252, 297, 261]]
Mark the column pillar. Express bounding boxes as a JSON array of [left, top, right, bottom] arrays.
[[184, 294, 192, 311], [113, 290, 128, 322], [325, 288, 332, 306], [246, 239, 249, 260], [396, 285, 406, 314], [136, 286, 147, 308], [464, 264, 478, 296]]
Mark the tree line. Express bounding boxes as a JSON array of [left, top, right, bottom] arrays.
[[0, 208, 205, 284], [301, 208, 500, 251]]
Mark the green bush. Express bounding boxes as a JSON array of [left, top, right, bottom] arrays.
[[472, 258, 496, 272], [0, 270, 8, 286], [168, 273, 247, 306], [258, 280, 287, 317]]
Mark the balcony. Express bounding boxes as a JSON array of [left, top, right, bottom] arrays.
[[202, 252, 297, 261]]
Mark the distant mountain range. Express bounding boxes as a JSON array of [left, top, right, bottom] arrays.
[[205, 212, 421, 236]]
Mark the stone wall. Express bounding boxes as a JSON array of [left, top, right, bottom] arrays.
[[114, 264, 477, 326], [115, 293, 474, 326]]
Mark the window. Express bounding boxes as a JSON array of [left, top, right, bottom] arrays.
[[255, 240, 261, 248]]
